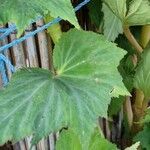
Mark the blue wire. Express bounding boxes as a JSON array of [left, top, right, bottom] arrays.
[[0, 16, 43, 33], [0, 0, 90, 40], [0, 54, 15, 73], [0, 24, 16, 40], [0, 17, 61, 53], [0, 16, 43, 40], [0, 28, 9, 33], [0, 60, 9, 86], [0, 54, 15, 86], [0, 0, 90, 86], [0, 62, 8, 86]]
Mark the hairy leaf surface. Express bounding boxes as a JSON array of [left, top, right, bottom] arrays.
[[0, 0, 79, 34], [126, 0, 150, 26], [134, 48, 150, 99], [0, 29, 128, 148]]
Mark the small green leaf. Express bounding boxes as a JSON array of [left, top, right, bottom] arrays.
[[103, 0, 127, 21], [0, 29, 128, 148], [125, 142, 140, 150], [102, 3, 123, 42], [56, 129, 118, 150], [125, 0, 150, 26], [88, 129, 118, 150], [0, 0, 79, 35], [134, 124, 150, 150], [56, 130, 82, 150], [134, 48, 150, 99], [44, 15, 62, 43], [108, 96, 125, 117]]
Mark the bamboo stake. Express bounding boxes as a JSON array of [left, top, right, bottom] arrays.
[[24, 136, 36, 150], [48, 134, 55, 150], [36, 19, 50, 69], [0, 34, 12, 80], [117, 107, 123, 141], [36, 19, 54, 150], [23, 25, 38, 150], [0, 36, 3, 88], [105, 119, 111, 140], [0, 75, 2, 88], [8, 23, 27, 150], [8, 23, 26, 69], [24, 25, 39, 67]]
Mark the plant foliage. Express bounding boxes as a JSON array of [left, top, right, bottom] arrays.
[[0, 0, 79, 35], [0, 29, 128, 148], [0, 0, 150, 149]]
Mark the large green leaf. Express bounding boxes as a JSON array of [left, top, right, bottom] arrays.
[[102, 4, 123, 42], [0, 29, 128, 148], [0, 0, 79, 34], [125, 0, 150, 26], [134, 48, 150, 99], [103, 0, 127, 21]]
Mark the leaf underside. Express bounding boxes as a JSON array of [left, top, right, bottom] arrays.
[[0, 29, 128, 148], [102, 3, 123, 42], [103, 0, 126, 20]]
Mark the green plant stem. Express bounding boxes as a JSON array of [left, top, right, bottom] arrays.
[[133, 25, 150, 132], [124, 96, 133, 129], [134, 25, 150, 127], [140, 25, 150, 48], [44, 15, 62, 44], [123, 27, 143, 133], [132, 90, 144, 134], [124, 25, 150, 135], [123, 26, 150, 136], [123, 26, 143, 54]]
